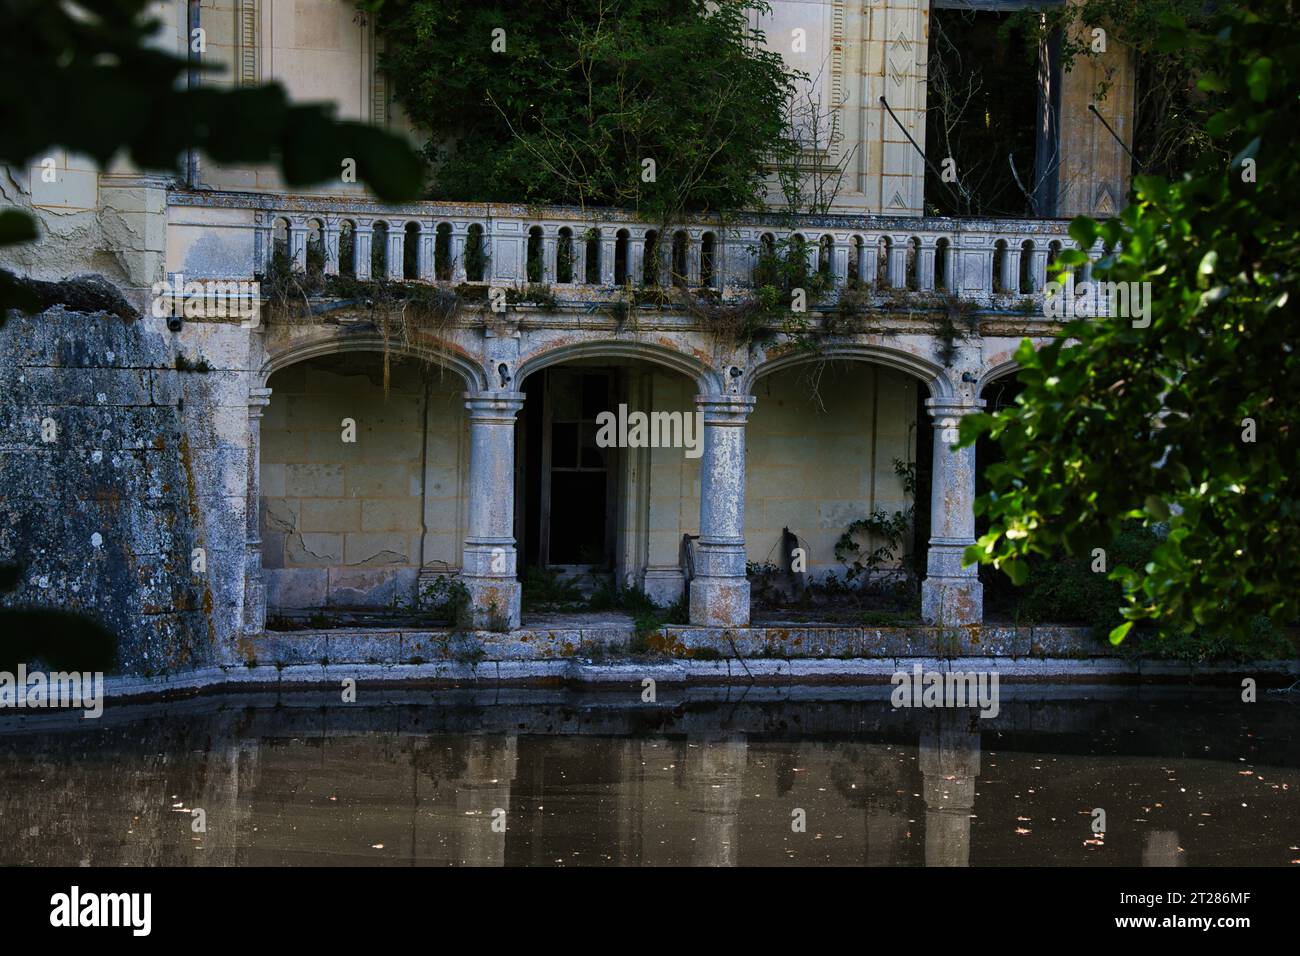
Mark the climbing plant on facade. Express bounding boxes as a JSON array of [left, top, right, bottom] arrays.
[[362, 0, 797, 221]]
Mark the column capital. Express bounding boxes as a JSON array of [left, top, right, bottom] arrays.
[[247, 386, 273, 415], [924, 397, 985, 421], [695, 394, 755, 424], [464, 390, 525, 421]]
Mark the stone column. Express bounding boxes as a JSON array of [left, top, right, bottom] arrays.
[[452, 227, 468, 282], [462, 392, 525, 630], [689, 395, 754, 626], [387, 227, 405, 280], [1004, 245, 1021, 295], [833, 240, 851, 286], [322, 220, 340, 276], [542, 232, 557, 283], [354, 223, 374, 280], [288, 221, 308, 271], [244, 386, 273, 635], [921, 398, 984, 626], [918, 243, 936, 291], [417, 224, 436, 282], [919, 715, 981, 867]]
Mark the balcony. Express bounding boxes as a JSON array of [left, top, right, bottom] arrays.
[[167, 188, 1092, 315]]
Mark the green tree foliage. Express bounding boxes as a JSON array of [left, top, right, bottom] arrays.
[[960, 0, 1299, 646], [363, 0, 796, 219], [1, 0, 424, 316]]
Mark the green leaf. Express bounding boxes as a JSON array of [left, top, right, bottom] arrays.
[[1108, 621, 1134, 645]]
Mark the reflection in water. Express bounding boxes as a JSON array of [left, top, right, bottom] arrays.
[[0, 687, 1296, 866]]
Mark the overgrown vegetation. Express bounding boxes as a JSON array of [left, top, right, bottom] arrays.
[[364, 0, 797, 222], [960, 0, 1300, 650], [260, 249, 464, 390]]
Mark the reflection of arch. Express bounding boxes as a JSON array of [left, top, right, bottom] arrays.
[[260, 335, 488, 393], [748, 344, 954, 399], [516, 339, 722, 393]]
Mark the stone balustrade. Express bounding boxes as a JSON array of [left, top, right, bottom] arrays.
[[168, 189, 1095, 309]]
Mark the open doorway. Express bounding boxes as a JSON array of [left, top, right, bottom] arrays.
[[518, 367, 618, 577]]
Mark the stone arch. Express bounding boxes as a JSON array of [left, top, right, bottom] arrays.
[[516, 339, 723, 394], [747, 344, 955, 401], [260, 333, 489, 394], [976, 357, 1023, 399]]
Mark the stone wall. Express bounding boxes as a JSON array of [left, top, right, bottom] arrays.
[[0, 308, 251, 674]]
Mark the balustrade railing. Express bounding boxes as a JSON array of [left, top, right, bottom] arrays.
[[169, 190, 1103, 311]]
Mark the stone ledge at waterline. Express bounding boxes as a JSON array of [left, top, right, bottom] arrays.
[[241, 624, 1288, 667]]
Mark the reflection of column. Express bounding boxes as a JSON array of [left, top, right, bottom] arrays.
[[454, 736, 518, 867], [919, 714, 981, 867], [244, 387, 272, 635], [195, 739, 260, 867], [689, 395, 754, 626], [615, 740, 647, 866], [462, 392, 525, 629], [1143, 830, 1183, 867], [921, 398, 985, 626], [691, 737, 747, 866]]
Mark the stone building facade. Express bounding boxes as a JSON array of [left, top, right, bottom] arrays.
[[0, 1, 1135, 673]]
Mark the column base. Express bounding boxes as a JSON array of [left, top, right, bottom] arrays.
[[462, 576, 521, 631], [689, 576, 750, 627], [921, 577, 984, 627]]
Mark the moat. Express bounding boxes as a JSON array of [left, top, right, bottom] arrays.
[[0, 686, 1296, 866]]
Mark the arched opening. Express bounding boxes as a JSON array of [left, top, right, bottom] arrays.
[[306, 219, 325, 275], [745, 359, 934, 623], [905, 237, 920, 291], [466, 223, 487, 282], [515, 354, 702, 612], [435, 223, 452, 281], [260, 350, 470, 627], [585, 229, 601, 284], [935, 237, 951, 291], [992, 239, 1008, 293], [818, 235, 834, 278], [557, 227, 574, 284], [614, 229, 630, 286], [671, 230, 688, 288], [754, 232, 776, 285], [526, 226, 544, 284], [371, 221, 389, 278], [339, 220, 357, 278], [643, 230, 660, 287], [700, 231, 717, 289], [1019, 240, 1035, 293], [403, 222, 420, 280], [272, 217, 290, 271]]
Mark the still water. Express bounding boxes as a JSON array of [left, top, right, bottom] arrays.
[[0, 685, 1296, 866]]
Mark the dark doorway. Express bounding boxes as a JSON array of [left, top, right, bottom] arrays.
[[519, 368, 618, 571]]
